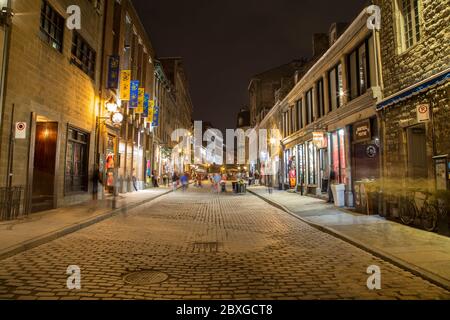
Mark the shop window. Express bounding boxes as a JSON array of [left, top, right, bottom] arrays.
[[65, 127, 89, 193], [40, 0, 64, 52], [71, 32, 97, 79], [395, 0, 422, 52], [331, 129, 347, 184], [305, 89, 313, 125], [316, 79, 325, 118], [307, 141, 317, 185]]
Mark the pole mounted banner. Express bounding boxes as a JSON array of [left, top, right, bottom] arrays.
[[119, 70, 131, 100]]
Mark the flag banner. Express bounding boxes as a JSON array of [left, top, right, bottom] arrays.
[[107, 56, 120, 89], [143, 93, 150, 117], [119, 70, 131, 100], [152, 105, 160, 127], [136, 88, 145, 113], [129, 80, 139, 108], [147, 102, 154, 122]]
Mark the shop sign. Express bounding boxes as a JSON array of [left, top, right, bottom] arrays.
[[417, 104, 430, 122], [366, 145, 377, 158], [354, 120, 371, 143], [312, 132, 327, 149], [119, 70, 131, 101]]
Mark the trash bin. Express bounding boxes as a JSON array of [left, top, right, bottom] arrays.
[[331, 184, 346, 207]]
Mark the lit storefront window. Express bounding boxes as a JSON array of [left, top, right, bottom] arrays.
[[331, 129, 347, 184]]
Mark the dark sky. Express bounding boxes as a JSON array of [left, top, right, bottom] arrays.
[[131, 0, 370, 131]]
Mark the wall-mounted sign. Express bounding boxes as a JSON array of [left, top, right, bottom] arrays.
[[353, 120, 371, 143], [107, 55, 120, 89], [15, 122, 27, 139], [417, 104, 430, 122], [366, 145, 377, 158], [312, 132, 328, 149], [433, 155, 448, 190], [119, 70, 131, 100]]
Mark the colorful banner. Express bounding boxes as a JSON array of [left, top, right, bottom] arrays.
[[107, 56, 120, 89], [129, 80, 139, 108], [136, 88, 145, 113], [147, 100, 155, 122], [119, 70, 131, 100], [143, 93, 150, 117], [152, 105, 160, 127]]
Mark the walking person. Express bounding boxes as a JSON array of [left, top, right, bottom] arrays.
[[213, 173, 221, 194], [172, 172, 179, 191], [180, 173, 189, 192], [151, 170, 159, 188]]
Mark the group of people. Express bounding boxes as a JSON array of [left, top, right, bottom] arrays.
[[171, 172, 190, 192]]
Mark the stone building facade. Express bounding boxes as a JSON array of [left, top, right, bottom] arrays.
[[374, 0, 450, 226], [0, 0, 194, 216], [0, 0, 105, 213], [98, 0, 156, 195]]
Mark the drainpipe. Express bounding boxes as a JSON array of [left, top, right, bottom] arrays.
[[0, 1, 13, 167]]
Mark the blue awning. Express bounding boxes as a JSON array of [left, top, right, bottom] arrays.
[[376, 69, 450, 111]]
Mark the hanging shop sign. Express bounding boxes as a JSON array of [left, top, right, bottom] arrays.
[[417, 104, 430, 123], [129, 80, 139, 109], [107, 55, 120, 89], [312, 132, 328, 149], [353, 120, 371, 143], [136, 88, 145, 113], [119, 70, 131, 100]]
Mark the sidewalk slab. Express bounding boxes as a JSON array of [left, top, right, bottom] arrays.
[[248, 186, 450, 291], [0, 188, 172, 260]]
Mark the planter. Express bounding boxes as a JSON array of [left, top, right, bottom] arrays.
[[331, 184, 346, 207]]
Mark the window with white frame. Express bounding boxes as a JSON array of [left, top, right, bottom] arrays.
[[396, 0, 422, 52]]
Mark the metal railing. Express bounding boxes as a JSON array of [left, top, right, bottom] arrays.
[[0, 186, 24, 221]]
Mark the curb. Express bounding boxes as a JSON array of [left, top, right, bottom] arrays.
[[0, 188, 174, 261], [247, 189, 450, 292]]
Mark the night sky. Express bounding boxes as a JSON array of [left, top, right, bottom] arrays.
[[131, 0, 370, 131]]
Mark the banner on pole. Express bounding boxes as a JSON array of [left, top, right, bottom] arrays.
[[119, 70, 131, 100]]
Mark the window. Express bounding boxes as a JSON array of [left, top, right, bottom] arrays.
[[328, 64, 343, 111], [305, 89, 313, 125], [397, 0, 421, 51], [65, 127, 89, 193], [71, 32, 97, 79], [316, 79, 325, 119], [296, 99, 303, 130], [348, 38, 371, 100], [40, 0, 64, 52]]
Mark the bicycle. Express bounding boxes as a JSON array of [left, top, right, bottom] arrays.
[[399, 189, 448, 232]]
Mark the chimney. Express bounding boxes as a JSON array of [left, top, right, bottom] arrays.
[[312, 33, 329, 57]]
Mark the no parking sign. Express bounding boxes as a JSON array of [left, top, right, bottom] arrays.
[[15, 122, 27, 139]]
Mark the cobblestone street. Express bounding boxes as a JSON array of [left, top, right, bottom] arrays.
[[0, 185, 449, 300]]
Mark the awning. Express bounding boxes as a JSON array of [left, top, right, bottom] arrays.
[[376, 69, 450, 111]]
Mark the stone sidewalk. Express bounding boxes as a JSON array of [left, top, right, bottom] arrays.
[[0, 187, 172, 260], [248, 186, 450, 291]]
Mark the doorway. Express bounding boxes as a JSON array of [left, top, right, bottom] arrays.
[[31, 121, 58, 213], [407, 125, 427, 179]]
